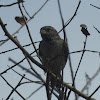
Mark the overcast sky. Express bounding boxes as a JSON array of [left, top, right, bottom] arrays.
[[0, 0, 100, 100]]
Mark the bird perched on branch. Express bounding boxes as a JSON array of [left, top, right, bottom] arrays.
[[39, 26, 69, 90]]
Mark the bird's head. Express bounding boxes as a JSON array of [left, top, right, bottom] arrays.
[[40, 26, 59, 41]]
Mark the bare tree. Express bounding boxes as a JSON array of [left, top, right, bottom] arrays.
[[0, 0, 100, 100]]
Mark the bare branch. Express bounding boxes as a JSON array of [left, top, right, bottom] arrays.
[[90, 4, 100, 9], [57, 0, 77, 99], [0, 17, 96, 100], [73, 36, 88, 83], [70, 49, 100, 54], [0, 0, 49, 46], [0, 75, 26, 100], [26, 85, 43, 99], [81, 67, 100, 92], [0, 43, 32, 54], [0, 18, 44, 70], [6, 74, 25, 100], [9, 58, 38, 78], [93, 26, 100, 34], [58, 0, 81, 33], [12, 68, 41, 83], [9, 57, 45, 83], [0, 1, 24, 7], [17, 2, 39, 58], [22, 3, 31, 18], [0, 51, 35, 75], [89, 85, 100, 98], [63, 82, 96, 100]]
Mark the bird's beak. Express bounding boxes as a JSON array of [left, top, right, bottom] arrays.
[[40, 29, 47, 35]]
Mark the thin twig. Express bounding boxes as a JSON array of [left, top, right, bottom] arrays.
[[57, 2, 81, 99], [64, 87, 68, 100], [73, 36, 87, 84], [12, 68, 40, 83], [90, 4, 100, 9], [0, 52, 34, 74], [64, 1, 81, 99], [57, 0, 68, 99], [0, 58, 25, 75], [20, 81, 42, 85], [57, 0, 67, 41], [26, 85, 43, 100], [89, 85, 100, 98], [57, 0, 77, 99], [0, 18, 96, 100], [81, 67, 100, 93], [67, 36, 87, 99], [6, 74, 25, 100], [22, 3, 31, 18], [70, 49, 100, 54], [58, 0, 81, 33], [0, 43, 32, 54], [0, 75, 26, 100], [9, 58, 40, 79], [0, 18, 44, 70], [0, 51, 35, 75], [0, 1, 24, 7], [23, 55, 45, 82], [93, 26, 100, 34], [0, 39, 7, 42], [0, 0, 49, 46], [63, 82, 96, 100], [17, 2, 39, 57], [9, 57, 45, 86]]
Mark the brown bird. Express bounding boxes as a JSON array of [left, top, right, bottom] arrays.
[[39, 26, 69, 99], [80, 24, 90, 36], [39, 26, 69, 89], [15, 16, 27, 26]]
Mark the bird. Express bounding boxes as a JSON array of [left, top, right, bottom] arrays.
[[80, 24, 90, 36], [15, 16, 27, 26], [39, 26, 69, 89]]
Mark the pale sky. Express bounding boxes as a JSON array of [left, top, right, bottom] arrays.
[[0, 0, 100, 100]]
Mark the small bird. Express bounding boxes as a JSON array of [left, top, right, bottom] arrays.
[[15, 16, 27, 26], [80, 24, 90, 36], [39, 26, 69, 89]]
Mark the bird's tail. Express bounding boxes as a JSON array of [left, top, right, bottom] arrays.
[[50, 73, 62, 89], [45, 73, 51, 100]]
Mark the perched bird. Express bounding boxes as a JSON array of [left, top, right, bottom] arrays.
[[80, 24, 90, 36], [15, 16, 27, 26], [39, 26, 69, 88]]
